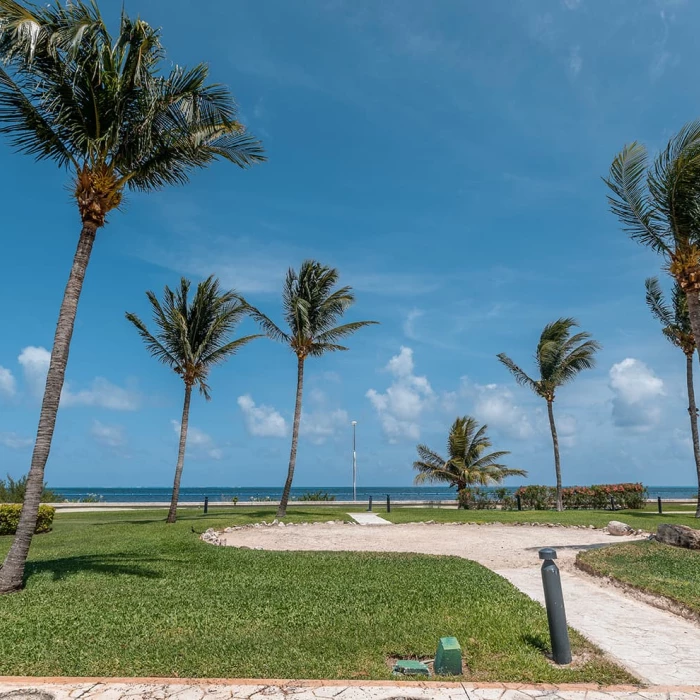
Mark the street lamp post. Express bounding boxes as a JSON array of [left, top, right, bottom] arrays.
[[351, 420, 357, 502]]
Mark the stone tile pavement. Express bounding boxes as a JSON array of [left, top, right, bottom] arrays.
[[497, 569, 700, 686], [0, 679, 699, 700]]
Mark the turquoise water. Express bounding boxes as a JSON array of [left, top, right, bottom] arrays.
[[51, 485, 698, 503]]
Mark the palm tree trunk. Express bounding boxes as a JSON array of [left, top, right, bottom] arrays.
[[167, 384, 192, 524], [277, 356, 305, 518], [546, 399, 563, 512], [0, 223, 97, 594], [685, 291, 700, 364], [686, 352, 700, 518]]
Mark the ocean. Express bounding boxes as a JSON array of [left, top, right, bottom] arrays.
[[50, 485, 699, 503]]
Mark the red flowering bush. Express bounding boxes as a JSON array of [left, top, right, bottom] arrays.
[[515, 483, 646, 510]]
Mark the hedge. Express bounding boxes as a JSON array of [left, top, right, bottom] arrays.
[[515, 483, 647, 510], [0, 505, 56, 535]]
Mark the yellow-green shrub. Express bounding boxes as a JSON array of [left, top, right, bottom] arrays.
[[0, 505, 55, 535]]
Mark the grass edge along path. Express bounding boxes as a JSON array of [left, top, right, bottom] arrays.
[[0, 508, 634, 684], [577, 539, 700, 621]]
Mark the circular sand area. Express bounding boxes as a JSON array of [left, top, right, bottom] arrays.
[[218, 522, 645, 570]]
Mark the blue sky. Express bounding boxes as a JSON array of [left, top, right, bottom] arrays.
[[1, 0, 699, 489]]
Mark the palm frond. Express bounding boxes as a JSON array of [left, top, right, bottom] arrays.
[[496, 353, 539, 394], [604, 142, 670, 254]]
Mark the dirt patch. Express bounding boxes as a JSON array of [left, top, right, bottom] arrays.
[[217, 522, 645, 570]]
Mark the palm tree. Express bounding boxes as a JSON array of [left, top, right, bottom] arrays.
[[645, 278, 700, 517], [243, 261, 377, 518], [605, 121, 700, 350], [0, 0, 264, 593], [126, 277, 259, 524], [497, 318, 600, 512], [413, 416, 525, 499]]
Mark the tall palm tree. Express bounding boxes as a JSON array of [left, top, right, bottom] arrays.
[[126, 277, 259, 524], [244, 261, 377, 518], [497, 318, 600, 512], [646, 277, 700, 517], [605, 121, 700, 350], [413, 416, 525, 497], [0, 0, 264, 593]]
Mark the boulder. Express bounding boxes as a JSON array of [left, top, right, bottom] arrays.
[[607, 520, 632, 536], [656, 523, 700, 550]]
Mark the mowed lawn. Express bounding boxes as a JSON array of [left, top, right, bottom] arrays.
[[578, 539, 700, 616], [383, 506, 700, 530], [0, 507, 634, 683]]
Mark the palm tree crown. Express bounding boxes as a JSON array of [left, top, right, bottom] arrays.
[[604, 121, 700, 294], [497, 318, 600, 402], [645, 277, 695, 356], [414, 416, 525, 491], [0, 0, 265, 225], [245, 260, 378, 358], [126, 276, 259, 398]]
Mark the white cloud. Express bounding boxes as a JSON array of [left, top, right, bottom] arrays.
[[237, 394, 288, 438], [300, 390, 349, 444], [609, 358, 665, 431], [91, 420, 125, 448], [562, 0, 581, 9], [0, 432, 33, 449], [18, 345, 139, 410], [171, 420, 223, 459], [402, 308, 424, 340], [459, 379, 536, 440], [568, 45, 582, 76], [366, 347, 434, 442], [0, 366, 16, 397]]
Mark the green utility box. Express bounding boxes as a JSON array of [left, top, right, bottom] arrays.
[[434, 636, 462, 675], [392, 659, 430, 677]]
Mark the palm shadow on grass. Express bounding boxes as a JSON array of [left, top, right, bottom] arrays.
[[26, 554, 165, 581]]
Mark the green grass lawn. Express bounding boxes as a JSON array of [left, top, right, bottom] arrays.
[[578, 540, 700, 616], [0, 507, 634, 683], [382, 507, 700, 530]]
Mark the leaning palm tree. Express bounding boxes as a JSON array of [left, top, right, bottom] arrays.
[[244, 261, 377, 518], [605, 121, 700, 349], [497, 318, 600, 512], [646, 277, 700, 517], [413, 416, 525, 499], [0, 0, 264, 593], [126, 277, 259, 524]]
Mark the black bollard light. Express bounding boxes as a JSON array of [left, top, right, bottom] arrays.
[[658, 496, 663, 514], [610, 496, 616, 511], [386, 494, 391, 513], [517, 494, 522, 511], [539, 548, 572, 665], [368, 495, 373, 512], [204, 496, 209, 514]]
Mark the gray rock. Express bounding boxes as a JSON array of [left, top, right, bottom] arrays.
[[656, 523, 700, 550], [607, 520, 632, 536]]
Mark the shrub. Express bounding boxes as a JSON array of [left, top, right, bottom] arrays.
[[515, 483, 647, 510], [516, 485, 556, 510], [0, 474, 63, 503], [295, 490, 336, 501], [0, 505, 56, 535], [458, 487, 499, 510]]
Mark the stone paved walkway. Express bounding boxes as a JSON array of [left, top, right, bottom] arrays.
[[497, 568, 700, 686], [0, 680, 699, 700], [348, 513, 392, 525]]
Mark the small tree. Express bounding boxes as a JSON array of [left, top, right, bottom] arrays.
[[645, 277, 700, 517], [498, 318, 600, 512], [126, 277, 259, 523], [413, 416, 525, 502], [244, 260, 377, 518]]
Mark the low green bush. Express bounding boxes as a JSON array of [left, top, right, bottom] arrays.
[[0, 504, 56, 535], [295, 490, 336, 501]]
